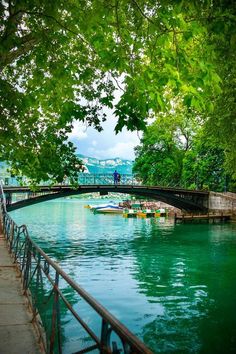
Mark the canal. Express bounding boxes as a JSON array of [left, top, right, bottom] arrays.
[[10, 198, 236, 353]]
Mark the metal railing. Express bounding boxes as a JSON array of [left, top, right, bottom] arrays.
[[0, 174, 139, 187], [77, 174, 137, 185], [0, 181, 152, 354]]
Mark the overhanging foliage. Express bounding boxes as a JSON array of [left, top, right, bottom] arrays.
[[0, 0, 235, 183]]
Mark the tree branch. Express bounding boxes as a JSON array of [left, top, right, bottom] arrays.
[[0, 34, 38, 70], [110, 72, 125, 92], [0, 8, 97, 70], [22, 10, 91, 49], [8, 0, 12, 15], [1, 9, 23, 42], [130, 0, 155, 25]]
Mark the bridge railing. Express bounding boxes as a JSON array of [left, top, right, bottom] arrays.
[[0, 181, 152, 354], [0, 173, 139, 187], [77, 173, 138, 185]]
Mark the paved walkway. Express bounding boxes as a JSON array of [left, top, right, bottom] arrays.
[[0, 232, 42, 354]]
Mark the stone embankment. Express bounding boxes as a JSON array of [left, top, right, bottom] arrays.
[[208, 192, 236, 215]]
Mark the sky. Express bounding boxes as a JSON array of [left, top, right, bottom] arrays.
[[68, 82, 145, 161], [69, 116, 142, 161]]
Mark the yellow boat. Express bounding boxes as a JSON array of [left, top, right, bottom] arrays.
[[137, 209, 155, 218], [155, 208, 167, 217]]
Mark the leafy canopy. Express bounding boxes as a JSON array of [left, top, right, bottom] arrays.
[[0, 0, 235, 183], [133, 107, 229, 191]]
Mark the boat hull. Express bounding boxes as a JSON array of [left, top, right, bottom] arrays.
[[92, 204, 123, 214], [95, 208, 123, 214]]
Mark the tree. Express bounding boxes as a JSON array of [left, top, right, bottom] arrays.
[[133, 106, 199, 186], [204, 7, 236, 179], [1, 1, 235, 183], [133, 106, 233, 191], [182, 133, 226, 191]]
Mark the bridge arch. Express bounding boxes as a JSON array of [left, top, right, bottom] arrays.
[[4, 185, 209, 212]]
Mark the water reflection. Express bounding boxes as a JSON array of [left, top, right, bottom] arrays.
[[11, 199, 236, 353]]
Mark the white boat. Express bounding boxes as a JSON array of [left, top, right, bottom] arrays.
[[89, 203, 109, 211], [92, 203, 123, 214]]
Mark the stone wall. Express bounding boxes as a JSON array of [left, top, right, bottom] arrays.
[[208, 192, 236, 213]]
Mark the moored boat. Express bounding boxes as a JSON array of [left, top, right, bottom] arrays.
[[123, 209, 138, 217], [84, 204, 91, 209], [137, 209, 155, 218], [89, 203, 108, 211], [155, 208, 167, 217], [92, 204, 123, 214]]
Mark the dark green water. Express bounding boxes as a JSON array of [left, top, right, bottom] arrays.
[[11, 199, 236, 353]]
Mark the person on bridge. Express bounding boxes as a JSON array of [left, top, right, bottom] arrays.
[[113, 170, 119, 184]]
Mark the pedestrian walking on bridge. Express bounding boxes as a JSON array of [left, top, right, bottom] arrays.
[[113, 170, 119, 184]]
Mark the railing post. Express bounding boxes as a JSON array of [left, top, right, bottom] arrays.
[[2, 213, 6, 236], [23, 238, 32, 291], [9, 222, 14, 253], [36, 254, 42, 290], [101, 319, 123, 354], [50, 271, 62, 354], [101, 319, 111, 353]]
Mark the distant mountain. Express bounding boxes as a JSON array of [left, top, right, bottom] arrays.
[[77, 154, 133, 174], [0, 155, 134, 179]]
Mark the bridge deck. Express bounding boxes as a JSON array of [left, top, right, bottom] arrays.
[[0, 231, 42, 354], [3, 184, 209, 195], [3, 184, 210, 213]]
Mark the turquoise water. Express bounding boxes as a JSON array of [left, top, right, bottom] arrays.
[[10, 198, 236, 353]]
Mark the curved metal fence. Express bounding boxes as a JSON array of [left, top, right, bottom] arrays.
[[0, 181, 152, 354]]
